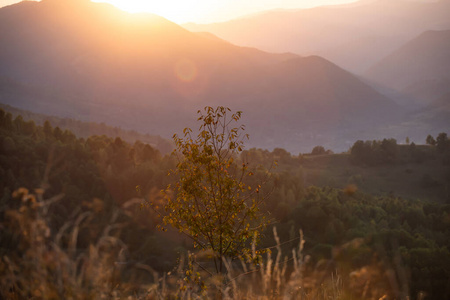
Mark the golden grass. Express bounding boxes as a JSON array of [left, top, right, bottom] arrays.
[[1, 188, 402, 299]]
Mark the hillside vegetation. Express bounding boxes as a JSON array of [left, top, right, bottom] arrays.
[[1, 109, 449, 299], [0, 103, 173, 154]]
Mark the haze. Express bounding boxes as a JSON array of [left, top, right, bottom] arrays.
[[0, 1, 449, 297], [1, 0, 359, 23]]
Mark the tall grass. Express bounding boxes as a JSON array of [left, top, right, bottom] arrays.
[[0, 188, 135, 299], [141, 227, 346, 299], [1, 188, 400, 299]]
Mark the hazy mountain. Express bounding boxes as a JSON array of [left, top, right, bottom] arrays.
[[183, 0, 450, 74], [0, 0, 401, 152], [397, 92, 450, 139], [365, 30, 450, 106]]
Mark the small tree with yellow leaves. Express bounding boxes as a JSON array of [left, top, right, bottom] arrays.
[[163, 106, 268, 274]]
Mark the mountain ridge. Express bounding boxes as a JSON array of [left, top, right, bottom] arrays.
[[365, 29, 450, 105], [0, 0, 402, 152], [183, 0, 450, 73]]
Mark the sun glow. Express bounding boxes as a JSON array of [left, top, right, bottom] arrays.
[[0, 1, 358, 24], [91, 0, 358, 24], [93, 0, 224, 24]]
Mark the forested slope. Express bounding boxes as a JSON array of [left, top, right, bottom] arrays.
[[1, 109, 449, 298]]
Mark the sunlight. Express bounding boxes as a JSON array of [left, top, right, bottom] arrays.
[[100, 0, 172, 14], [93, 0, 222, 24], [91, 0, 359, 24], [2, 1, 359, 24]]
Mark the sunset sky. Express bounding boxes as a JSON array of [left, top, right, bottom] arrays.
[[0, 0, 358, 23]]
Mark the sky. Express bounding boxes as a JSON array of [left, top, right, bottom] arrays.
[[0, 0, 359, 24]]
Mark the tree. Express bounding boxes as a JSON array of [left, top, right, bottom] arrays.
[[43, 120, 53, 139], [350, 140, 372, 165], [311, 145, 326, 155], [0, 109, 13, 129], [13, 115, 24, 133], [436, 132, 449, 153], [163, 107, 268, 274], [426, 135, 436, 146], [380, 138, 399, 164], [53, 126, 63, 141]]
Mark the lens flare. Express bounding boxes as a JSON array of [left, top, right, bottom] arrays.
[[174, 59, 197, 82]]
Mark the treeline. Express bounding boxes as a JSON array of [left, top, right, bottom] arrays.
[[0, 104, 173, 154], [1, 110, 450, 298], [350, 134, 450, 166]]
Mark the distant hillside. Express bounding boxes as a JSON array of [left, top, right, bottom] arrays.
[[365, 30, 450, 105], [402, 92, 450, 135], [299, 148, 449, 203], [0, 0, 400, 153], [0, 103, 174, 153], [184, 0, 450, 74]]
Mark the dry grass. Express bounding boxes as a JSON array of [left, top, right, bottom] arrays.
[[1, 188, 401, 299], [142, 227, 347, 300], [0, 188, 135, 299]]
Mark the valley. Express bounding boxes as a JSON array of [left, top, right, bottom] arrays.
[[1, 0, 449, 298]]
